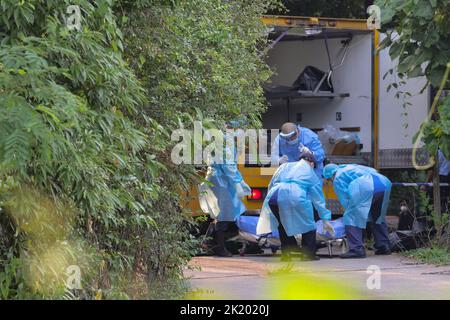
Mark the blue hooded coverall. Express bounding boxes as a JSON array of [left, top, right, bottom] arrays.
[[257, 160, 331, 254], [271, 125, 325, 179], [198, 130, 249, 257], [325, 164, 392, 255], [201, 141, 247, 227], [438, 150, 450, 212]]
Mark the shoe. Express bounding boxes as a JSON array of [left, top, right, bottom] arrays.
[[214, 247, 233, 257], [375, 248, 392, 255], [340, 251, 366, 259], [214, 230, 232, 257]]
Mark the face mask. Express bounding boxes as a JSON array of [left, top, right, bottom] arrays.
[[287, 136, 298, 145]]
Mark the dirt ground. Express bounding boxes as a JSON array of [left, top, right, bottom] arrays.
[[185, 251, 450, 299]]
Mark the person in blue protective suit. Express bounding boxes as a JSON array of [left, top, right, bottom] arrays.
[[257, 152, 334, 261], [271, 122, 325, 179], [323, 163, 392, 258], [199, 122, 251, 257], [438, 150, 450, 179], [426, 150, 450, 213], [438, 150, 450, 212]]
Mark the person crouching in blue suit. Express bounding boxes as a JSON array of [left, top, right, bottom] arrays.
[[323, 164, 392, 258], [257, 152, 334, 261]]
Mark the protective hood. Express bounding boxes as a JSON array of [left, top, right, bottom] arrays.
[[323, 163, 339, 179]]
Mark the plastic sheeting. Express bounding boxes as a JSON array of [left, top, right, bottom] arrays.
[[316, 217, 346, 240], [237, 215, 280, 239], [238, 215, 345, 242], [317, 124, 361, 155]]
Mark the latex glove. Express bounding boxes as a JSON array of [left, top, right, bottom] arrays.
[[279, 155, 289, 165], [235, 183, 244, 198], [322, 220, 335, 237], [236, 182, 251, 198], [240, 181, 252, 196], [299, 144, 312, 154]]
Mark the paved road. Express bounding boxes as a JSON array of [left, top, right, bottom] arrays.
[[185, 252, 450, 299]]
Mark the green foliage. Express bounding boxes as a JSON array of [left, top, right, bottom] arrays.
[[0, 0, 279, 299], [377, 0, 450, 87], [376, 0, 450, 158], [273, 0, 370, 19], [114, 0, 280, 298], [403, 247, 450, 265], [119, 0, 277, 127], [0, 0, 157, 299], [422, 93, 450, 158]]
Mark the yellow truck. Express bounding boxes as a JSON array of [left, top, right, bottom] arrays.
[[189, 15, 430, 216], [238, 15, 430, 216]]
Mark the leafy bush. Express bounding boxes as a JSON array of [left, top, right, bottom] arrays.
[[377, 0, 450, 252], [273, 0, 369, 18], [376, 0, 450, 158], [403, 246, 450, 266], [119, 0, 278, 127], [0, 0, 279, 299]]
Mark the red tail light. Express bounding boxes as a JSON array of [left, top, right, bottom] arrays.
[[247, 188, 263, 201]]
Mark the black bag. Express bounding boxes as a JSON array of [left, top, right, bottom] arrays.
[[292, 66, 333, 92], [389, 231, 417, 252]]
